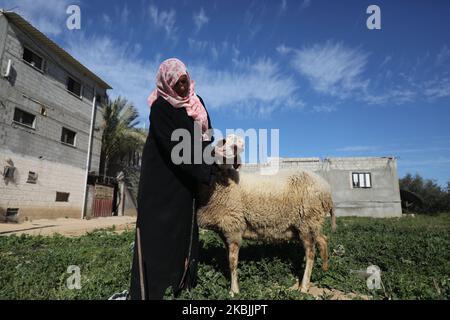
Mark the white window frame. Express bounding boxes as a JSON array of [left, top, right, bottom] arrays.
[[61, 127, 77, 147], [351, 172, 372, 189]]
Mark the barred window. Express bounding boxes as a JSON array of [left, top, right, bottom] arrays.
[[67, 77, 82, 97], [56, 192, 70, 202], [23, 47, 44, 71], [27, 172, 38, 184]]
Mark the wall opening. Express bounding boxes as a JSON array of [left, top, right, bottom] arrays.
[[67, 76, 82, 97], [23, 47, 44, 71], [27, 171, 38, 184], [56, 192, 70, 202], [352, 172, 372, 189], [61, 127, 77, 146], [13, 108, 36, 128]]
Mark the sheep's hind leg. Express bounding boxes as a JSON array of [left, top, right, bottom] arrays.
[[228, 241, 240, 297], [316, 234, 329, 271], [299, 235, 315, 293]]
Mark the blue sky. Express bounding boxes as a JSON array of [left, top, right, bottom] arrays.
[[1, 0, 450, 185]]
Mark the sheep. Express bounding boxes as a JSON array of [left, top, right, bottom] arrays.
[[196, 135, 336, 295]]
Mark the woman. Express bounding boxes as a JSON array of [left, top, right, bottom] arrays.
[[129, 58, 216, 300]]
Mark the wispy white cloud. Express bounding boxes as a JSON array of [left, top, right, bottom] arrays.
[[392, 147, 450, 154], [281, 40, 450, 107], [1, 0, 74, 36], [120, 4, 130, 25], [423, 78, 450, 99], [188, 38, 209, 52], [188, 38, 239, 61], [436, 45, 450, 66], [363, 88, 416, 105], [64, 33, 159, 123], [312, 105, 337, 113], [243, 1, 266, 39], [148, 4, 177, 44], [336, 145, 381, 152], [64, 32, 301, 120], [193, 7, 209, 33], [290, 41, 369, 99], [190, 58, 303, 117], [102, 13, 111, 27], [276, 44, 294, 55], [379, 55, 392, 68], [280, 0, 288, 13], [300, 0, 311, 10]]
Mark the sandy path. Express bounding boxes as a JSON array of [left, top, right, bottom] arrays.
[[0, 216, 136, 237]]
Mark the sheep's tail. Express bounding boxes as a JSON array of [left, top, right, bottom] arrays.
[[330, 208, 337, 232]]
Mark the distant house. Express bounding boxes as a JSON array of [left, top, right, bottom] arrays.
[[0, 11, 112, 222], [242, 157, 403, 218]]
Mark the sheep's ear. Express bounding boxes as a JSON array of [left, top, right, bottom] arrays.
[[233, 146, 242, 170]]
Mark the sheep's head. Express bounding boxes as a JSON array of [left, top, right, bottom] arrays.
[[196, 135, 244, 209], [214, 134, 245, 171]]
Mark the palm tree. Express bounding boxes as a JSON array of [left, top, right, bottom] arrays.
[[99, 96, 147, 178]]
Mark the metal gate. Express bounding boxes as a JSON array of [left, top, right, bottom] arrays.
[[92, 184, 114, 217]]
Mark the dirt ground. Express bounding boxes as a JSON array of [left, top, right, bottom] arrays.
[[0, 216, 136, 237], [307, 284, 370, 300], [289, 280, 371, 300]]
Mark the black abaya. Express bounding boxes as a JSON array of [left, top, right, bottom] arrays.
[[129, 95, 214, 300]]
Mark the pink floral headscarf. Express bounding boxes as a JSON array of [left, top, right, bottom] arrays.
[[148, 58, 210, 141]]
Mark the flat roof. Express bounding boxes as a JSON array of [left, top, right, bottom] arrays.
[[242, 156, 397, 166], [1, 10, 112, 90], [324, 157, 396, 161]]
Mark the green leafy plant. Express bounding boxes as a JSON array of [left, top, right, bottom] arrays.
[[1, 214, 449, 300]]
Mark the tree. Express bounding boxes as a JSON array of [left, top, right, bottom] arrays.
[[399, 173, 450, 214], [99, 96, 147, 178]]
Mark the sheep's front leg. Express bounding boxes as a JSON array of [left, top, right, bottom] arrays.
[[300, 236, 315, 293], [228, 242, 240, 297]]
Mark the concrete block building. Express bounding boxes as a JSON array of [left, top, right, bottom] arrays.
[[242, 157, 403, 218], [0, 11, 111, 222]]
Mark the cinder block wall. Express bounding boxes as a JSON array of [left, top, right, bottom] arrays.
[[0, 17, 105, 170], [242, 157, 402, 218], [0, 150, 85, 221], [0, 14, 109, 221], [320, 158, 402, 218]]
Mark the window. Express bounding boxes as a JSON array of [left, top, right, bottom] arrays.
[[352, 172, 372, 189], [23, 47, 44, 70], [27, 172, 38, 184], [13, 108, 36, 128], [3, 166, 15, 179], [96, 94, 103, 105], [67, 77, 82, 97], [61, 127, 77, 146], [56, 192, 70, 202], [23, 47, 44, 71], [6, 208, 19, 217]]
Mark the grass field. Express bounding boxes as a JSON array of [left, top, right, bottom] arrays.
[[0, 214, 449, 300]]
